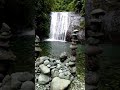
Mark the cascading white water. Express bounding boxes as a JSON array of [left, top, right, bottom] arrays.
[[46, 12, 81, 42]]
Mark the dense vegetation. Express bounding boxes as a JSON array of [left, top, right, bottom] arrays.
[[35, 0, 54, 39], [52, 0, 85, 15], [0, 0, 35, 31], [0, 0, 85, 39], [52, 0, 77, 11]]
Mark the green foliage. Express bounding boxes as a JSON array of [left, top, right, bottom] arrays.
[[75, 0, 85, 16], [81, 0, 85, 16], [80, 19, 85, 29], [35, 0, 53, 39], [52, 0, 77, 11], [76, 46, 85, 81]]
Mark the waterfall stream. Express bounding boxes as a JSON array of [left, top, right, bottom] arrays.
[[46, 12, 81, 42]]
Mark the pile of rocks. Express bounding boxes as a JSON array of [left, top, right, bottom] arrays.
[[85, 9, 105, 90], [0, 72, 34, 90], [35, 53, 77, 90], [35, 35, 42, 58], [0, 23, 16, 80]]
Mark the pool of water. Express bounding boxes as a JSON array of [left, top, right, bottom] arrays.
[[40, 41, 84, 58]]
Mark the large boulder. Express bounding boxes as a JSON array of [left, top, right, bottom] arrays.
[[20, 81, 34, 90], [17, 72, 34, 82], [50, 77, 71, 90]]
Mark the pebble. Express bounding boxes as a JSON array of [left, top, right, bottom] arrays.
[[47, 64, 51, 68], [56, 60, 61, 64], [64, 75, 70, 80], [59, 70, 63, 73], [44, 60, 49, 66], [38, 74, 50, 85], [40, 64, 50, 74], [50, 66, 56, 69], [59, 73, 65, 79], [68, 62, 75, 66], [56, 64, 61, 69]]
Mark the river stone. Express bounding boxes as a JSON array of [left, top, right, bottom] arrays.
[[71, 67, 76, 74], [53, 62, 57, 65], [56, 60, 61, 64], [65, 63, 69, 66], [11, 72, 23, 80], [60, 52, 67, 61], [47, 64, 51, 68], [38, 74, 50, 85], [37, 67, 41, 73], [68, 62, 75, 66], [64, 75, 70, 80], [85, 71, 99, 85], [50, 66, 56, 69], [35, 61, 41, 67], [18, 72, 34, 82], [56, 64, 61, 69], [36, 57, 43, 64], [70, 76, 74, 81], [64, 72, 68, 76], [44, 60, 50, 66], [51, 71, 59, 78], [0, 85, 11, 90], [11, 79, 22, 90], [59, 73, 65, 79], [50, 58, 56, 62], [70, 56, 76, 62], [40, 64, 50, 74], [2, 75, 11, 85], [35, 67, 39, 73], [37, 56, 49, 64], [20, 81, 34, 90], [91, 9, 105, 15], [59, 70, 63, 73], [50, 77, 71, 90], [40, 56, 49, 61], [66, 71, 71, 76]]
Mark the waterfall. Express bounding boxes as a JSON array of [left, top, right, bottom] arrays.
[[46, 12, 81, 42]]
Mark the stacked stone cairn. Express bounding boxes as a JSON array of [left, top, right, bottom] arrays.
[[85, 9, 105, 90], [35, 35, 42, 58], [70, 29, 79, 56], [0, 23, 16, 82], [0, 23, 35, 90]]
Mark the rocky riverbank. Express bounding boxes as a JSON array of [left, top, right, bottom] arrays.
[[35, 53, 85, 90]]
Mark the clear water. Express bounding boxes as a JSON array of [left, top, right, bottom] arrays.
[[40, 41, 84, 58]]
